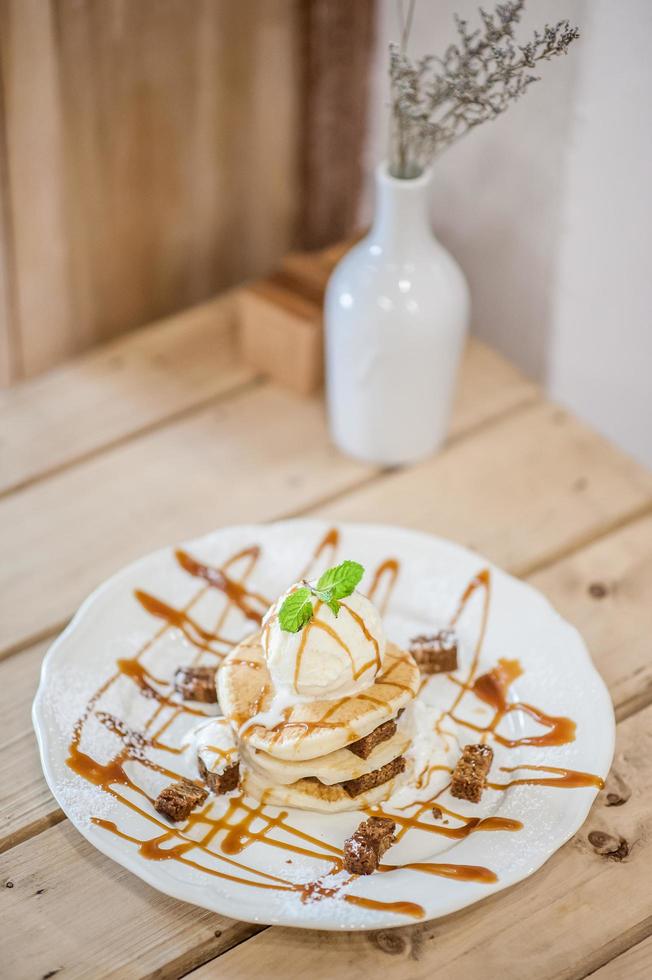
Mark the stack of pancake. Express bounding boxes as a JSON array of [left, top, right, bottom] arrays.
[[217, 633, 420, 812]]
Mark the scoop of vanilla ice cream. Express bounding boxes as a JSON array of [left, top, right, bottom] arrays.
[[262, 584, 386, 699]]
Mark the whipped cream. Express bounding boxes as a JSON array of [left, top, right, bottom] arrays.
[[182, 716, 236, 764], [262, 584, 386, 700], [388, 700, 457, 808]]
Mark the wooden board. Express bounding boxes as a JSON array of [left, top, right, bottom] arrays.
[[527, 513, 652, 721], [311, 401, 652, 576], [0, 293, 251, 497], [590, 935, 652, 980], [0, 328, 535, 499], [0, 339, 536, 658], [0, 0, 302, 380], [0, 384, 369, 658], [0, 819, 260, 980], [0, 640, 56, 853]]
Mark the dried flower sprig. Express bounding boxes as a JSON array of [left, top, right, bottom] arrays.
[[389, 1, 580, 178]]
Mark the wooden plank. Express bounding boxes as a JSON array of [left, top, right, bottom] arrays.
[[311, 402, 652, 576], [528, 514, 652, 721], [298, 0, 374, 249], [0, 45, 19, 386], [0, 818, 261, 979], [590, 934, 652, 980], [0, 292, 251, 496], [0, 383, 370, 658], [0, 0, 77, 376], [185, 700, 652, 980], [0, 0, 301, 376], [0, 640, 59, 854], [3, 514, 652, 895], [449, 338, 537, 440], [0, 303, 534, 498], [0, 340, 537, 657]]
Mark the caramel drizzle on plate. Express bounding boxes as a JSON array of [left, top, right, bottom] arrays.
[[489, 763, 604, 791], [65, 526, 602, 921]]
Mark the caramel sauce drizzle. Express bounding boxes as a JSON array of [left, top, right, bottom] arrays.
[[385, 862, 498, 885], [175, 547, 269, 624], [489, 764, 604, 791], [340, 600, 382, 672], [367, 558, 400, 615], [449, 656, 577, 749], [64, 528, 601, 922], [134, 591, 235, 655]]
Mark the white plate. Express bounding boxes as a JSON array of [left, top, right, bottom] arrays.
[[33, 520, 614, 930]]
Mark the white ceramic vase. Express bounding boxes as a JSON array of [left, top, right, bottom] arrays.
[[325, 162, 470, 465]]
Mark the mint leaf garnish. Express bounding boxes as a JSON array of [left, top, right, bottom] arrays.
[[316, 560, 364, 600], [277, 560, 364, 633], [325, 596, 340, 617], [278, 587, 313, 633]]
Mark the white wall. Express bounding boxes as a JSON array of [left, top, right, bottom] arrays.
[[548, 0, 652, 468], [364, 0, 652, 467]]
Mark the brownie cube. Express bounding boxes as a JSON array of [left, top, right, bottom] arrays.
[[347, 718, 397, 759], [410, 629, 458, 674], [343, 816, 396, 875], [450, 744, 494, 803], [174, 665, 218, 703], [154, 780, 208, 822], [341, 756, 406, 798], [198, 754, 240, 794]]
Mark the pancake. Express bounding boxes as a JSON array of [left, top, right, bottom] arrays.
[[217, 634, 419, 762], [242, 728, 411, 786], [242, 760, 406, 813]]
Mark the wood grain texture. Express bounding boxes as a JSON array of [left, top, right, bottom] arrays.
[[590, 934, 652, 980], [0, 0, 302, 381], [311, 402, 652, 575], [0, 384, 371, 658], [0, 819, 261, 980], [298, 0, 375, 248], [0, 640, 56, 854], [54, 0, 299, 348], [0, 0, 76, 376], [0, 337, 537, 658], [528, 513, 652, 721], [0, 292, 251, 496], [0, 54, 18, 385], [3, 512, 652, 873], [0, 322, 535, 500], [185, 701, 652, 980], [238, 281, 323, 394]]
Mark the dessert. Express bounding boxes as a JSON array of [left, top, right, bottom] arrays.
[[45, 521, 609, 927], [154, 779, 208, 822], [174, 665, 218, 703], [215, 560, 420, 812], [343, 816, 397, 875], [410, 629, 458, 674], [450, 744, 494, 803]]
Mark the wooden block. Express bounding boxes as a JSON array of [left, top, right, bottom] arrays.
[[320, 236, 361, 271], [237, 240, 364, 396], [276, 251, 330, 304], [238, 280, 323, 395]]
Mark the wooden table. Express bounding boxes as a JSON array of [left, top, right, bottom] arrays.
[[1, 262, 652, 980]]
